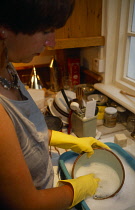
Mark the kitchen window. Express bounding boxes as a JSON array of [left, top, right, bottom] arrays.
[[126, 0, 135, 81], [95, 0, 135, 114], [115, 0, 135, 86]]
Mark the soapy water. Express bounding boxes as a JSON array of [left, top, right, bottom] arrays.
[[75, 162, 121, 199], [65, 151, 135, 210]]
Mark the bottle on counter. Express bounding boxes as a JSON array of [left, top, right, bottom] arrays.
[[104, 107, 117, 128], [29, 66, 43, 89], [49, 56, 60, 92]]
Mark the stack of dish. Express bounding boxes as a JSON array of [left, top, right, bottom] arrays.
[[47, 90, 76, 124]]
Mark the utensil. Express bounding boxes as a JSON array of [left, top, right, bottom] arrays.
[[74, 84, 95, 97], [120, 90, 135, 98], [61, 89, 71, 109], [70, 101, 83, 114], [76, 87, 83, 108]]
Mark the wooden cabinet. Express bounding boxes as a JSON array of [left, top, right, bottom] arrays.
[[54, 0, 104, 49]]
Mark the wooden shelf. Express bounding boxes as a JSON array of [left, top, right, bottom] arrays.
[[53, 36, 105, 49]]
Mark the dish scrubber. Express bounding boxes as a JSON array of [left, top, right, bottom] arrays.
[[114, 133, 127, 147]]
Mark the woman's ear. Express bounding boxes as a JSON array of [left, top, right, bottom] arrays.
[[0, 28, 7, 39]]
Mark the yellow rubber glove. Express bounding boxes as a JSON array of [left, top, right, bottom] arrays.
[[58, 174, 100, 209], [50, 130, 110, 157]]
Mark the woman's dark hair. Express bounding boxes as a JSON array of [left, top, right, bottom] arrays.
[[0, 0, 75, 34]]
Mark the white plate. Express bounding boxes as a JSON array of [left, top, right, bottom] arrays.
[[55, 90, 76, 113], [47, 98, 68, 124]]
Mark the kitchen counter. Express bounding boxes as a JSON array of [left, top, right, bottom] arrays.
[[41, 89, 135, 163], [28, 88, 135, 209], [97, 121, 135, 158], [51, 121, 135, 184]]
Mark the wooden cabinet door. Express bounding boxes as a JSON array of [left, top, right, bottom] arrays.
[[55, 0, 102, 39]]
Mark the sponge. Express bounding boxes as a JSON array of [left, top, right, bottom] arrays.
[[114, 133, 127, 147]]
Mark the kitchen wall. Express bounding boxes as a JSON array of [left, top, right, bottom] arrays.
[[14, 46, 102, 85], [13, 0, 103, 87]]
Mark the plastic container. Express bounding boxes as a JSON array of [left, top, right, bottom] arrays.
[[71, 112, 97, 137], [104, 107, 117, 127]]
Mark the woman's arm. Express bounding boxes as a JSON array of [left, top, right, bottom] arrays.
[[0, 104, 73, 209]]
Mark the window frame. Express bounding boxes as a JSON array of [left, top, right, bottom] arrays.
[[94, 0, 135, 114], [115, 0, 135, 88]]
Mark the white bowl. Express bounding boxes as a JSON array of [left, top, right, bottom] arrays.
[[87, 94, 108, 105], [72, 148, 125, 200]]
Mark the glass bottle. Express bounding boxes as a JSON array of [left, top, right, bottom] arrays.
[[127, 114, 135, 132], [104, 107, 117, 127]]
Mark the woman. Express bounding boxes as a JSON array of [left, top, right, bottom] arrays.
[[0, 0, 110, 209]]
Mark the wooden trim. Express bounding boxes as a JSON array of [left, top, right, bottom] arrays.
[[127, 32, 135, 37], [14, 63, 49, 71], [51, 36, 105, 50], [82, 69, 103, 82]]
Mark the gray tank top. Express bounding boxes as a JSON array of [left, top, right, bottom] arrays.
[[0, 70, 54, 190]]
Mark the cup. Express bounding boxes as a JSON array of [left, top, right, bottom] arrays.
[[62, 75, 72, 90]]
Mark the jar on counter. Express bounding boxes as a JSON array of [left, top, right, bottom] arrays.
[[104, 107, 117, 127], [127, 114, 135, 132], [116, 106, 127, 123]]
